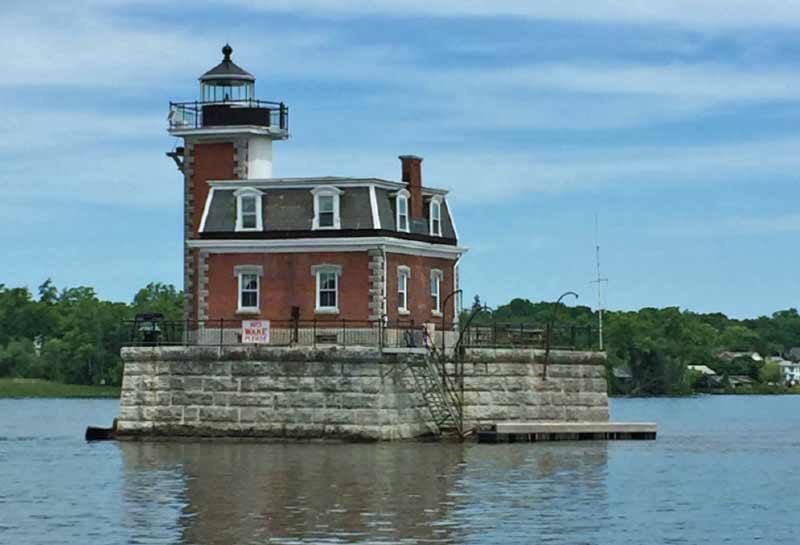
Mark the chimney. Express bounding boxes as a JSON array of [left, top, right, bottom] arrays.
[[399, 155, 423, 219]]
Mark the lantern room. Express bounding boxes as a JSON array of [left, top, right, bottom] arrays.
[[199, 44, 255, 103], [168, 44, 288, 138]]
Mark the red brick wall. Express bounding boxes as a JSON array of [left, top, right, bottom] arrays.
[[192, 142, 235, 235], [385, 253, 455, 325], [206, 251, 371, 321]]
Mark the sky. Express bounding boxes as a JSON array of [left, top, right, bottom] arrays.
[[1, 0, 798, 319]]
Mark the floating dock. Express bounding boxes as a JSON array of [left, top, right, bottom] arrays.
[[478, 422, 657, 443]]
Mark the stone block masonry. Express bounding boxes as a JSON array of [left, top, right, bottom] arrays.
[[117, 346, 608, 441]]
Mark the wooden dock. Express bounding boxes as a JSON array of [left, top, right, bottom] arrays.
[[477, 422, 657, 443]]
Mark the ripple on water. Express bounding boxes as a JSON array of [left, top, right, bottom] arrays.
[[2, 397, 800, 544]]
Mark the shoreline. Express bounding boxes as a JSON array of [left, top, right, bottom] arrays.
[[0, 379, 120, 399]]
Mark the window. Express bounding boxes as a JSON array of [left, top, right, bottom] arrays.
[[241, 196, 258, 229], [312, 264, 342, 313], [234, 188, 263, 232], [235, 265, 263, 313], [318, 195, 335, 228], [238, 274, 259, 312], [431, 269, 442, 314], [397, 266, 410, 313], [395, 189, 410, 232], [311, 187, 343, 230], [430, 197, 442, 236]]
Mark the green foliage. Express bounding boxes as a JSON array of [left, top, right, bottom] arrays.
[[0, 280, 183, 386], [759, 361, 783, 384], [710, 356, 761, 380], [0, 378, 120, 398], [131, 282, 184, 320], [463, 294, 800, 396]]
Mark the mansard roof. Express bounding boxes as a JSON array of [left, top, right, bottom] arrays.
[[199, 178, 457, 243]]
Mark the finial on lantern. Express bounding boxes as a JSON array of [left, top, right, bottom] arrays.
[[222, 43, 233, 61]]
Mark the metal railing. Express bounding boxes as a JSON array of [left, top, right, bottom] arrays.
[[168, 100, 288, 131], [458, 322, 597, 351], [124, 318, 596, 351], [124, 318, 441, 349]]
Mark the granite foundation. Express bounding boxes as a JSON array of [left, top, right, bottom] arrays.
[[117, 346, 608, 441]]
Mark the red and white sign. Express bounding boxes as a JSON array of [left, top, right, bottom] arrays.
[[242, 320, 270, 344]]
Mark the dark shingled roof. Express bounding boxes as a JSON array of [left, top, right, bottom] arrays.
[[200, 44, 255, 83], [201, 182, 458, 243]]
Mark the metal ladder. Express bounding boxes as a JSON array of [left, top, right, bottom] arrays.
[[407, 346, 464, 437]]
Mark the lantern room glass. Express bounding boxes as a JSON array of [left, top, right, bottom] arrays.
[[201, 81, 255, 103]]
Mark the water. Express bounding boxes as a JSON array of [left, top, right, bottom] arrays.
[[1, 396, 799, 544]]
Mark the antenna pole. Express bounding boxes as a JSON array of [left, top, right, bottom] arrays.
[[590, 214, 608, 351]]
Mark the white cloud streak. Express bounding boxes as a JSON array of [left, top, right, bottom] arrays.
[[660, 213, 800, 237], [217, 0, 800, 29]]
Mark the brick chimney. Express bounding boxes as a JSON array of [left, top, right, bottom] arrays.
[[399, 155, 423, 219]]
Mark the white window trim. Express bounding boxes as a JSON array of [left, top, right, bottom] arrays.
[[429, 195, 443, 237], [311, 186, 344, 230], [369, 184, 381, 229], [397, 265, 411, 315], [234, 188, 264, 232], [393, 189, 411, 233], [431, 269, 443, 316], [312, 264, 342, 314], [235, 265, 263, 314], [199, 187, 215, 233]]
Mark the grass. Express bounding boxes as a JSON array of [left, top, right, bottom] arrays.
[[0, 378, 121, 399]]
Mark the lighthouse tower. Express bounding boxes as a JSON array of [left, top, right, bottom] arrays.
[[167, 44, 289, 319]]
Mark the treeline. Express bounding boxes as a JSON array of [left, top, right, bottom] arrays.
[[2, 281, 798, 395], [467, 296, 800, 396], [0, 281, 183, 386]]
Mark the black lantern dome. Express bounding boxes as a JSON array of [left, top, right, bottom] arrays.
[[199, 44, 255, 102]]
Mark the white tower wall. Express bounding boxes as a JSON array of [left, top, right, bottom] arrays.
[[248, 137, 273, 178]]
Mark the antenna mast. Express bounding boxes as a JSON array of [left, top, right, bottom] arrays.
[[590, 214, 608, 350]]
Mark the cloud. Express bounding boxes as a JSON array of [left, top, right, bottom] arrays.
[[660, 213, 800, 237], [215, 0, 800, 29], [2, 0, 799, 212], [277, 136, 800, 204]]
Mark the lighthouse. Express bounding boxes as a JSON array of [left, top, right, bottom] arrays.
[[168, 44, 290, 320], [168, 45, 464, 328], [168, 43, 288, 178]]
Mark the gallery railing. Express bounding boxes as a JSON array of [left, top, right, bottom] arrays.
[[124, 318, 597, 351], [168, 100, 288, 131]]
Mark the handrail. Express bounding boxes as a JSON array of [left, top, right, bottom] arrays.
[[424, 327, 464, 436]]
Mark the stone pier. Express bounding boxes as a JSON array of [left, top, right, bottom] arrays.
[[117, 346, 608, 441]]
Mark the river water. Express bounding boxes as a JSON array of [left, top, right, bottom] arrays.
[[1, 396, 799, 544]]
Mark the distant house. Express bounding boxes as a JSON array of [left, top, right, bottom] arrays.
[[687, 365, 716, 376], [728, 375, 755, 388], [610, 366, 633, 393], [716, 351, 762, 362], [778, 360, 800, 386], [612, 367, 632, 381], [688, 365, 723, 390], [786, 347, 800, 362]]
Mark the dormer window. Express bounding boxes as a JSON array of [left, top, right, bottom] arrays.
[[311, 187, 343, 230], [234, 188, 263, 232], [429, 196, 442, 237], [395, 189, 410, 233]]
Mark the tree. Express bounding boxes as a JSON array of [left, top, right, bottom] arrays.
[[759, 361, 783, 384], [0, 338, 38, 377], [131, 282, 184, 320], [717, 325, 760, 353]]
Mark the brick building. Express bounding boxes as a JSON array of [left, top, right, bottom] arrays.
[[168, 45, 466, 327]]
